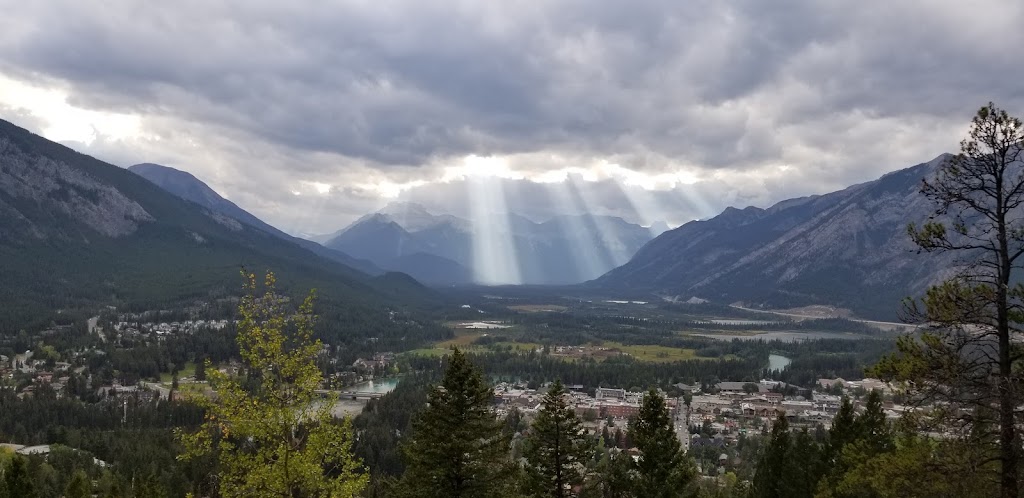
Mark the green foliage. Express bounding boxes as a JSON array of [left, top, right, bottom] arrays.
[[4, 455, 37, 498], [64, 471, 91, 498], [631, 390, 697, 498], [177, 271, 366, 498], [887, 102, 1024, 497], [752, 414, 795, 498], [523, 380, 593, 497], [399, 348, 513, 497]]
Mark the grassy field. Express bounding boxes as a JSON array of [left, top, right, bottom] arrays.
[[508, 304, 568, 313], [596, 341, 700, 362], [159, 362, 196, 382]]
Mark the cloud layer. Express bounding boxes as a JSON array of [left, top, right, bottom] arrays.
[[1, 0, 1022, 232]]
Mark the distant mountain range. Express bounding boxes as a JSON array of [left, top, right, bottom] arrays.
[[592, 154, 961, 320], [0, 118, 429, 329], [318, 202, 662, 285]]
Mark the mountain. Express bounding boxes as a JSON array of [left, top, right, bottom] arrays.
[[0, 118, 429, 329], [321, 202, 659, 285], [128, 163, 382, 275], [592, 154, 960, 320]]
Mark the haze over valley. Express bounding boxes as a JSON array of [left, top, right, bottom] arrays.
[[1, 1, 1023, 497]]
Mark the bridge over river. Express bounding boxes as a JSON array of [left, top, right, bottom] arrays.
[[315, 390, 386, 400]]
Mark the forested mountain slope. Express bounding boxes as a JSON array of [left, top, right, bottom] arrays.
[[0, 119, 430, 330]]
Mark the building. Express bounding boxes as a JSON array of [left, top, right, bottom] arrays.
[[596, 387, 627, 400]]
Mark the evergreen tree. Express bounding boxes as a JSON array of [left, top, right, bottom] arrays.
[[4, 456, 36, 498], [752, 414, 792, 498], [789, 429, 822, 498], [853, 390, 893, 455], [581, 451, 633, 498], [400, 348, 513, 497], [524, 380, 593, 497], [195, 357, 207, 382], [879, 102, 1024, 498], [136, 472, 167, 498], [64, 471, 91, 498], [177, 271, 366, 498], [631, 389, 696, 498], [824, 398, 857, 469]]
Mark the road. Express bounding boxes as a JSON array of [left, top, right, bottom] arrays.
[[728, 305, 917, 332], [88, 316, 107, 343]]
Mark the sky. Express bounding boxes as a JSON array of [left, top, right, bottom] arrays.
[[1, 0, 1023, 235]]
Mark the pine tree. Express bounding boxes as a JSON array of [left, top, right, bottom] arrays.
[[4, 456, 36, 498], [824, 397, 856, 468], [195, 357, 207, 382], [631, 389, 696, 498], [400, 347, 512, 497], [136, 472, 167, 498], [853, 390, 892, 455], [752, 413, 792, 498], [64, 471, 91, 498], [524, 380, 593, 497], [177, 271, 366, 498]]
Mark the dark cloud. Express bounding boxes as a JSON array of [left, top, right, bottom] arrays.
[[0, 0, 1022, 233]]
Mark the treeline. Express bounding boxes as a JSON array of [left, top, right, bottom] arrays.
[[431, 338, 893, 392], [364, 349, 708, 498], [0, 389, 208, 497], [749, 391, 992, 497]]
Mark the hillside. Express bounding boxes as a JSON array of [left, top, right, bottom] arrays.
[[593, 154, 962, 320], [128, 163, 382, 275], [0, 119, 430, 330]]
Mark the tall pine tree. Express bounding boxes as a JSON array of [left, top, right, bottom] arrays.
[[631, 389, 696, 498], [524, 380, 593, 497], [752, 413, 793, 498], [400, 348, 513, 497]]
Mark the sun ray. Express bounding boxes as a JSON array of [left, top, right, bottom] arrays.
[[467, 174, 522, 285], [543, 180, 609, 281]]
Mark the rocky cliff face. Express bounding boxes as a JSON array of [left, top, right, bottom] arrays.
[[0, 137, 153, 239], [0, 118, 423, 328], [593, 154, 963, 319]]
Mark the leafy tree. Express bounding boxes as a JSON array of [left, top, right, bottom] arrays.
[[64, 471, 91, 498], [631, 389, 696, 498], [524, 380, 593, 497], [399, 348, 513, 497], [177, 271, 366, 498], [4, 455, 36, 498], [878, 102, 1024, 497]]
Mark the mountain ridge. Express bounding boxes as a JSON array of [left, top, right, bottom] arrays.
[[592, 154, 958, 320], [128, 162, 383, 275], [321, 203, 657, 285], [0, 118, 430, 329]]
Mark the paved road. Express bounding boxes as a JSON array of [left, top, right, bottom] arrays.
[[88, 316, 107, 343], [729, 305, 917, 332]]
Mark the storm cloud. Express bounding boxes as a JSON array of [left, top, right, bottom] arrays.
[[0, 0, 1022, 233]]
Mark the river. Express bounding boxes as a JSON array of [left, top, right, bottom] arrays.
[[329, 378, 400, 417], [768, 354, 792, 371]]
